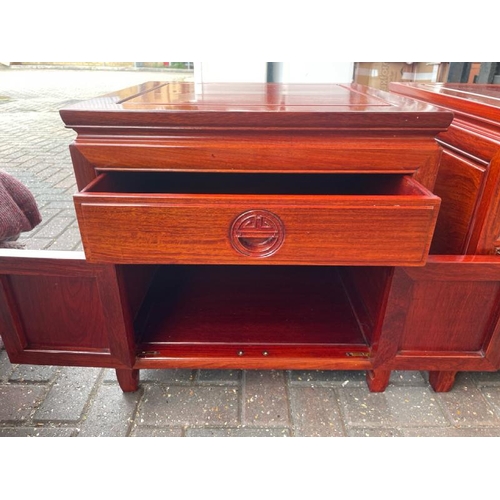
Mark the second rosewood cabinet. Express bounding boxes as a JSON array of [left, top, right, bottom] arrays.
[[0, 82, 454, 392], [385, 83, 500, 391]]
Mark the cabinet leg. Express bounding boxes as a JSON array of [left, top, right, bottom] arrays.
[[366, 369, 391, 392], [116, 369, 140, 392], [428, 371, 457, 392]]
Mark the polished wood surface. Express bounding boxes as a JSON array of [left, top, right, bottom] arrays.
[[429, 149, 485, 254], [390, 82, 500, 255], [0, 250, 135, 369], [380, 255, 500, 380], [387, 83, 500, 390], [60, 82, 453, 130], [1, 83, 460, 393], [428, 371, 458, 393], [388, 83, 500, 128], [60, 83, 451, 198], [138, 266, 365, 345], [133, 265, 374, 370], [74, 172, 440, 266]]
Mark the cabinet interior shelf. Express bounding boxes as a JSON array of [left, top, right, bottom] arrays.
[[133, 265, 379, 366]]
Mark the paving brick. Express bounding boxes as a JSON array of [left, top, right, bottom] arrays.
[[54, 174, 77, 190], [17, 236, 52, 250], [186, 427, 290, 437], [339, 386, 448, 428], [103, 368, 195, 385], [0, 351, 12, 380], [478, 387, 500, 418], [472, 371, 500, 387], [131, 426, 184, 437], [402, 427, 500, 437], [46, 227, 81, 250], [33, 367, 101, 422], [44, 200, 76, 209], [289, 386, 344, 436], [288, 370, 366, 387], [77, 384, 142, 437], [0, 426, 76, 437], [389, 371, 427, 386], [31, 216, 75, 239], [37, 207, 62, 222], [138, 385, 239, 427], [242, 370, 290, 427], [436, 386, 500, 427], [195, 370, 241, 385], [140, 369, 195, 384], [9, 364, 58, 383], [0, 385, 46, 422], [347, 427, 403, 437]]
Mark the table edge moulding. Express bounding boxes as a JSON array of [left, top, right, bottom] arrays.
[[10, 81, 495, 395]]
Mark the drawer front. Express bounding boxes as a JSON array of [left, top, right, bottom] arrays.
[[75, 192, 440, 266]]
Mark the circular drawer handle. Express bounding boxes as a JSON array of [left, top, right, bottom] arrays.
[[230, 210, 285, 257]]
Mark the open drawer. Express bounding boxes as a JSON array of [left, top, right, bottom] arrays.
[[74, 172, 440, 266]]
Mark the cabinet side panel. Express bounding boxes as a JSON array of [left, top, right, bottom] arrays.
[[430, 149, 485, 254], [468, 153, 500, 254], [119, 265, 157, 321], [340, 267, 392, 344], [402, 280, 500, 352], [8, 274, 109, 351]]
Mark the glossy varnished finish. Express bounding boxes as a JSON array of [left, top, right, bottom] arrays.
[[0, 250, 136, 370], [388, 83, 500, 130], [60, 83, 451, 196], [74, 172, 440, 266], [60, 82, 453, 130], [378, 255, 500, 391], [0, 83, 456, 393], [390, 82, 500, 255], [429, 149, 485, 254], [62, 84, 450, 389]]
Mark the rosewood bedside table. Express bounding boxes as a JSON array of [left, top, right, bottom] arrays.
[[0, 82, 453, 393]]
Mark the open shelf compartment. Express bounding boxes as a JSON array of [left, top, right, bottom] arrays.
[[131, 264, 390, 369]]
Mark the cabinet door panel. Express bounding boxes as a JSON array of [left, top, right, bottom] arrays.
[[0, 250, 135, 369], [6, 274, 109, 351], [377, 256, 500, 371]]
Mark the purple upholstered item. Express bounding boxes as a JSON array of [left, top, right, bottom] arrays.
[[0, 171, 42, 246]]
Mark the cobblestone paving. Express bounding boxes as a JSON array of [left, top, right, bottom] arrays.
[[2, 67, 500, 437]]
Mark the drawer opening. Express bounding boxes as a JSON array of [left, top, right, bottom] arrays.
[[86, 171, 431, 196], [130, 265, 390, 364]]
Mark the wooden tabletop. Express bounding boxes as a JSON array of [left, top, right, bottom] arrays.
[[59, 82, 453, 131], [389, 82, 500, 127]]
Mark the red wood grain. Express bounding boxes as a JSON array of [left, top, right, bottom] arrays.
[[380, 256, 500, 379], [428, 371, 458, 392], [430, 149, 485, 254], [60, 82, 453, 131], [0, 83, 462, 393], [0, 250, 135, 369], [390, 82, 500, 255], [74, 173, 440, 266]]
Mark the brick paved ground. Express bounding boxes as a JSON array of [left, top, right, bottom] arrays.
[[2, 67, 500, 437]]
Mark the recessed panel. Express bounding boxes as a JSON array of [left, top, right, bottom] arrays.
[[402, 281, 500, 351], [9, 275, 109, 351]]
